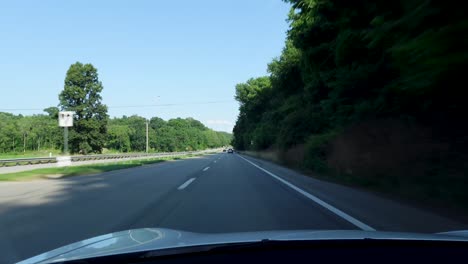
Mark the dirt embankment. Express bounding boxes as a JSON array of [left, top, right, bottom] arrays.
[[244, 118, 468, 216]]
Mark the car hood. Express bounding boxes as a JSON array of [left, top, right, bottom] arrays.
[[18, 228, 468, 264]]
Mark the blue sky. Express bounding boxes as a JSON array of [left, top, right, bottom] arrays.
[[0, 0, 290, 132]]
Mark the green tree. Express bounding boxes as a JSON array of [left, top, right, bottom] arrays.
[[125, 115, 147, 151], [59, 62, 108, 154], [0, 113, 20, 153], [149, 117, 166, 131], [43, 107, 59, 119], [154, 125, 178, 152], [107, 124, 132, 152], [233, 77, 271, 150], [203, 130, 221, 148], [149, 117, 167, 151]]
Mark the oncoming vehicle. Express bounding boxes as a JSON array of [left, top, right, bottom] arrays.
[[227, 148, 234, 153]]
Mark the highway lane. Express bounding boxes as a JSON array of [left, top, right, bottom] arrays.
[[0, 152, 466, 263], [0, 155, 221, 263], [130, 153, 356, 232]]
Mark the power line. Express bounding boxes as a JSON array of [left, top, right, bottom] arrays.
[[109, 100, 235, 109], [0, 100, 237, 112]]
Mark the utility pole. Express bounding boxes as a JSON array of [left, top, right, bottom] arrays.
[[58, 111, 74, 167], [64, 126, 69, 154], [145, 96, 159, 153], [58, 111, 74, 155], [146, 119, 149, 153]]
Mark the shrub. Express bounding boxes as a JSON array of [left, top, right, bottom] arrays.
[[303, 131, 339, 173]]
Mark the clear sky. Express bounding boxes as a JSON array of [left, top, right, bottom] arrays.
[[0, 0, 290, 132]]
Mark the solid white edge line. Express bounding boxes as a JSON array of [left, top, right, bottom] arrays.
[[177, 178, 196, 190], [237, 154, 375, 231], [203, 167, 210, 171]]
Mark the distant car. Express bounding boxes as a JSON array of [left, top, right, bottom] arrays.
[[227, 149, 233, 153], [223, 149, 226, 152]]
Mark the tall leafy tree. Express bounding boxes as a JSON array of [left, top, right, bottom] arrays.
[[125, 115, 147, 151], [43, 107, 59, 119], [59, 62, 108, 154]]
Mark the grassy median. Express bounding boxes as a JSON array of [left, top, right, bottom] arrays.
[[0, 155, 191, 181]]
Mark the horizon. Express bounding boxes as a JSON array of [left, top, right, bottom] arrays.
[[0, 1, 291, 133]]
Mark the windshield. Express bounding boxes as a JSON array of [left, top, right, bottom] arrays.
[[1, 1, 467, 263]]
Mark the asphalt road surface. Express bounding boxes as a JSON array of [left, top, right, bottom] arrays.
[[0, 153, 466, 263]]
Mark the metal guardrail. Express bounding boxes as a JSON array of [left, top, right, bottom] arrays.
[[0, 149, 220, 167], [0, 157, 57, 167]]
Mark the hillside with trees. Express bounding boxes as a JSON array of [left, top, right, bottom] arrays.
[[232, 0, 468, 208]]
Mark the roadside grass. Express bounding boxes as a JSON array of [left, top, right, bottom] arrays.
[[0, 155, 196, 181]]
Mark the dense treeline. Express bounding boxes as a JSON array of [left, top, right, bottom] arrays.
[[234, 0, 467, 153], [233, 0, 468, 205], [0, 112, 62, 153], [0, 111, 231, 153], [107, 116, 232, 152]]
